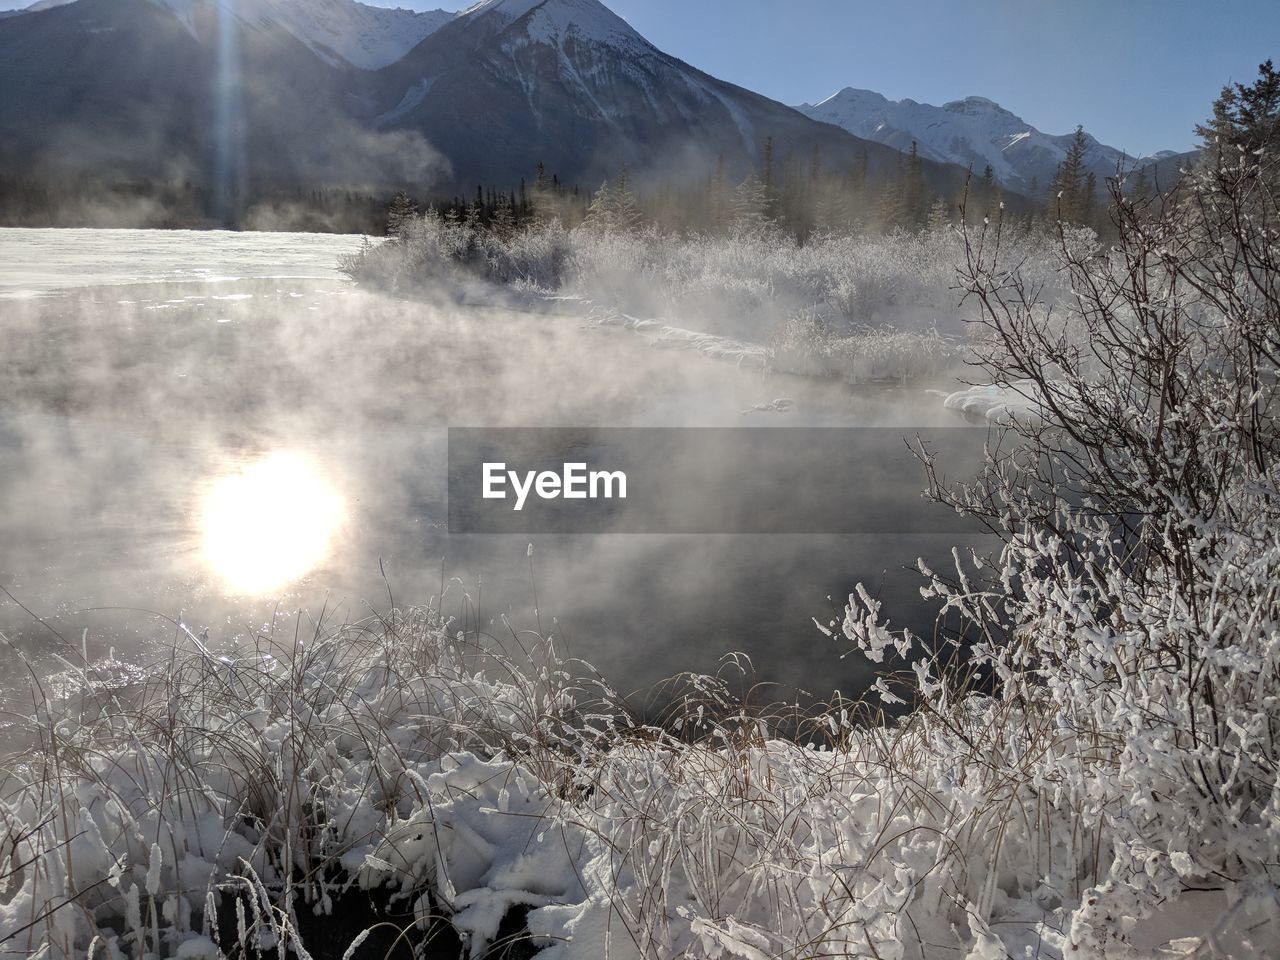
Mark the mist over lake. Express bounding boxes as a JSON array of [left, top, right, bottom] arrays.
[[0, 227, 981, 705]]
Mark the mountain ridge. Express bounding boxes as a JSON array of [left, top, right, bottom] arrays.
[[798, 86, 1176, 195]]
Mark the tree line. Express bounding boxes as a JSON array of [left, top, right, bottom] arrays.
[[395, 125, 1154, 242]]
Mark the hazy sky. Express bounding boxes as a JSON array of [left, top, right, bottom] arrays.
[[3, 0, 1273, 154]]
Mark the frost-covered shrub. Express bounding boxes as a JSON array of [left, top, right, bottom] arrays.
[[479, 221, 572, 291], [342, 215, 575, 294], [833, 155, 1280, 955], [771, 308, 958, 382], [561, 226, 974, 337], [339, 216, 471, 292]]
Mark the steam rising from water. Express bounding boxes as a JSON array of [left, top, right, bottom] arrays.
[[0, 228, 982, 701]]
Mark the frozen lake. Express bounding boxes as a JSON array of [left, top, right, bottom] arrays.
[[0, 227, 367, 299], [0, 227, 979, 704]]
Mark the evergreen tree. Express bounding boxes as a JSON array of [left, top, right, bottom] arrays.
[[976, 164, 999, 219], [1196, 59, 1280, 157], [731, 174, 769, 232], [530, 162, 554, 226], [761, 136, 779, 220], [709, 154, 730, 233], [876, 161, 907, 232], [613, 164, 641, 231], [1128, 165, 1152, 203], [490, 192, 515, 235], [926, 195, 951, 232], [1048, 126, 1092, 225], [980, 164, 996, 197], [1082, 171, 1098, 224], [386, 190, 418, 237], [584, 180, 616, 230], [904, 141, 927, 228]]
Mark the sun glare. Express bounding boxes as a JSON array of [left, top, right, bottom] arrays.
[[201, 452, 344, 595]]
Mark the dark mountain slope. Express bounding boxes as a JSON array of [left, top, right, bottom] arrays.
[[0, 0, 444, 221]]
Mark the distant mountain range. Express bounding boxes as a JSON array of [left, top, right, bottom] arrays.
[[797, 87, 1185, 196]]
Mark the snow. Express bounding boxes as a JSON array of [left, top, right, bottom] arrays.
[[519, 0, 643, 46], [478, 0, 651, 62], [379, 76, 435, 123], [588, 307, 770, 368], [695, 75, 757, 150], [460, 0, 545, 22], [254, 0, 452, 70], [465, 0, 642, 47], [936, 381, 1056, 422]]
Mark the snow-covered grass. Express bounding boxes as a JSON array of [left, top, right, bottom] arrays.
[[0, 604, 1149, 959]]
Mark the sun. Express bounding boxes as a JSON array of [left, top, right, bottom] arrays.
[[200, 452, 344, 595]]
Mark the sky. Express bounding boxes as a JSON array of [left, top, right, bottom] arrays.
[[2, 0, 1273, 154]]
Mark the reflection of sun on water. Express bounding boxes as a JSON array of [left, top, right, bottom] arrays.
[[201, 452, 344, 595]]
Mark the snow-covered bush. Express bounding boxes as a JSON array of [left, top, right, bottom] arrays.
[[560, 225, 973, 339], [0, 605, 1050, 959], [341, 214, 572, 294], [770, 308, 958, 382], [833, 152, 1280, 955]]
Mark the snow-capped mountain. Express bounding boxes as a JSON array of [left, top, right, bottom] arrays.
[[798, 87, 1171, 195], [15, 0, 453, 68]]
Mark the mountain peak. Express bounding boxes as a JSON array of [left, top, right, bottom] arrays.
[[941, 95, 1023, 123], [948, 95, 1000, 110], [465, 0, 645, 49], [807, 87, 889, 111]]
